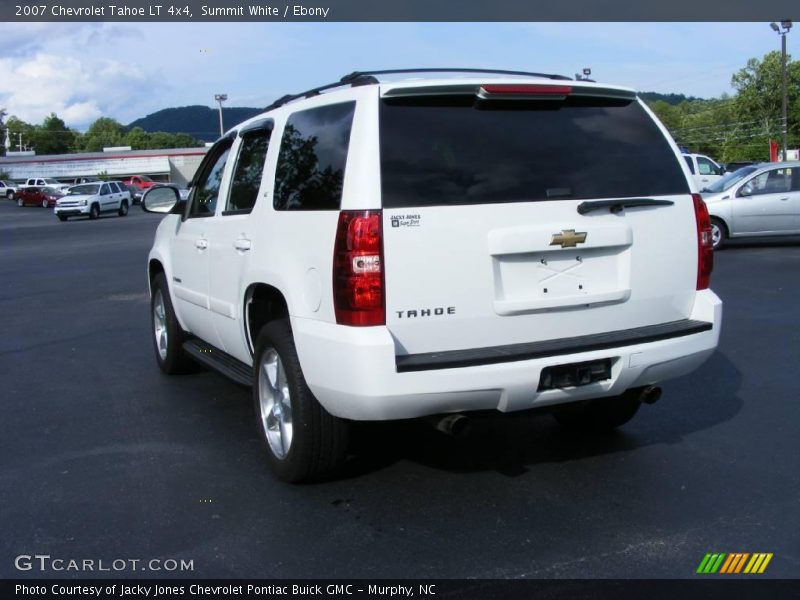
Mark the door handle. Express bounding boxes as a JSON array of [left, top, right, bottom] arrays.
[[195, 239, 208, 250], [234, 238, 252, 252], [779, 197, 789, 201]]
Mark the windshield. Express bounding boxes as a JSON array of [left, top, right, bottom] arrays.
[[139, 175, 154, 182], [703, 165, 759, 193], [69, 184, 101, 195], [42, 187, 58, 195]]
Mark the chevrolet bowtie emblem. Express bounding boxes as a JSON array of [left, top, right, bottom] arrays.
[[550, 229, 588, 248]]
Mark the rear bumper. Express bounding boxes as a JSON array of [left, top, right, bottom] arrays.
[[292, 290, 722, 421]]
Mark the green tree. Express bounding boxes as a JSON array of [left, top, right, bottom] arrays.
[[31, 113, 77, 155], [80, 117, 127, 152], [731, 50, 800, 157]]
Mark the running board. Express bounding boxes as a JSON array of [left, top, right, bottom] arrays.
[[183, 339, 253, 386]]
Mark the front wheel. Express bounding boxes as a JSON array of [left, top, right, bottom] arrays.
[[89, 203, 100, 220], [552, 388, 643, 433], [42, 199, 49, 208], [710, 218, 726, 250], [17, 197, 23, 207], [118, 200, 128, 217], [253, 318, 349, 482], [150, 273, 194, 374]]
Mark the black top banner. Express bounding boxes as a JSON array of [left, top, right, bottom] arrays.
[[0, 0, 798, 22]]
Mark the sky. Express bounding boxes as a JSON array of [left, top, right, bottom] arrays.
[[0, 22, 797, 131]]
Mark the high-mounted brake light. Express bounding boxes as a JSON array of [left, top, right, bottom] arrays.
[[693, 193, 714, 290], [333, 210, 385, 326], [480, 84, 573, 96]]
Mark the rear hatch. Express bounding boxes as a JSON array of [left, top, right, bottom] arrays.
[[379, 80, 697, 356]]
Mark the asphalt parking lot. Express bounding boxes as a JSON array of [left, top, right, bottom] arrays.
[[1, 200, 798, 580]]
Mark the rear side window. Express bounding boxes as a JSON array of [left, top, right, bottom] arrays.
[[273, 102, 356, 211], [225, 129, 271, 214], [379, 99, 690, 208]]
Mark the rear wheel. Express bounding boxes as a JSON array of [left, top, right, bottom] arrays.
[[118, 200, 128, 217], [150, 273, 194, 374], [89, 203, 100, 220], [253, 318, 349, 482], [552, 388, 643, 433], [710, 218, 726, 250]]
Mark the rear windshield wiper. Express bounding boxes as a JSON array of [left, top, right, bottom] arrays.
[[577, 198, 674, 215]]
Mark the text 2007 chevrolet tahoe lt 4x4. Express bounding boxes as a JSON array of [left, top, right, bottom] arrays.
[[142, 69, 721, 482]]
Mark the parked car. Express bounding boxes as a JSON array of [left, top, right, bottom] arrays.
[[682, 153, 724, 190], [58, 176, 101, 186], [701, 161, 800, 249], [141, 69, 721, 482], [54, 181, 131, 221], [121, 175, 158, 191], [0, 180, 18, 199], [22, 178, 71, 192], [16, 186, 63, 208]]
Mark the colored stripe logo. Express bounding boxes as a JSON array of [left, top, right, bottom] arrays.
[[697, 553, 773, 574]]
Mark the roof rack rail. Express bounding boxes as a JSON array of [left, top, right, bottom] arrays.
[[340, 68, 572, 83], [264, 67, 572, 111]]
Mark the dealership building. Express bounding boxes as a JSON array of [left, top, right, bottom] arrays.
[[0, 146, 209, 187]]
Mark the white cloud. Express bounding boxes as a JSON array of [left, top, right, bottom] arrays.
[[0, 51, 148, 128]]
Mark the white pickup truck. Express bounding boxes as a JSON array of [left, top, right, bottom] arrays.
[[142, 69, 722, 482], [0, 180, 18, 199]]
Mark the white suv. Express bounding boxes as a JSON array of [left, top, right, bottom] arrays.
[[54, 181, 131, 221], [142, 69, 722, 482]]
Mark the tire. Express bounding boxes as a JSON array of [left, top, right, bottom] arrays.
[[57, 215, 67, 222], [552, 388, 643, 433], [710, 218, 726, 250], [150, 273, 194, 374], [6, 191, 12, 200], [118, 200, 128, 217], [253, 318, 349, 483], [89, 203, 100, 220], [17, 197, 23, 207], [42, 199, 49, 208]]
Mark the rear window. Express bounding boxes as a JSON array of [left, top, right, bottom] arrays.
[[379, 98, 689, 208]]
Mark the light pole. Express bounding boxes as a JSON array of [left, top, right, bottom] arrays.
[[770, 20, 792, 161], [214, 93, 228, 138]]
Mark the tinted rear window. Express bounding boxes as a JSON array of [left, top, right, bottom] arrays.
[[379, 99, 689, 208], [273, 102, 355, 211]]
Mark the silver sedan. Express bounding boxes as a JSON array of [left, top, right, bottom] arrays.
[[701, 161, 800, 249]]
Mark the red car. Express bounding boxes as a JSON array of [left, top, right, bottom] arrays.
[[120, 175, 157, 190], [16, 186, 62, 208]]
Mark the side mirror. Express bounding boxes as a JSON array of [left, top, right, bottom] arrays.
[[142, 186, 182, 214], [738, 183, 753, 197]]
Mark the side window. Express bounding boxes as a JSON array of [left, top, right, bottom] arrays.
[[109, 182, 119, 193], [791, 168, 800, 192], [273, 101, 356, 211], [683, 156, 695, 174], [743, 170, 790, 196], [697, 157, 717, 176], [225, 128, 271, 214], [188, 142, 233, 218], [100, 184, 110, 195]]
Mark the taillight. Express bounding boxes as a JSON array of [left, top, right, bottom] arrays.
[[333, 210, 385, 326], [693, 193, 714, 290]]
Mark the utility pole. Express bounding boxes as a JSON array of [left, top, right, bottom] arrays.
[[770, 20, 793, 160], [214, 94, 228, 138]]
